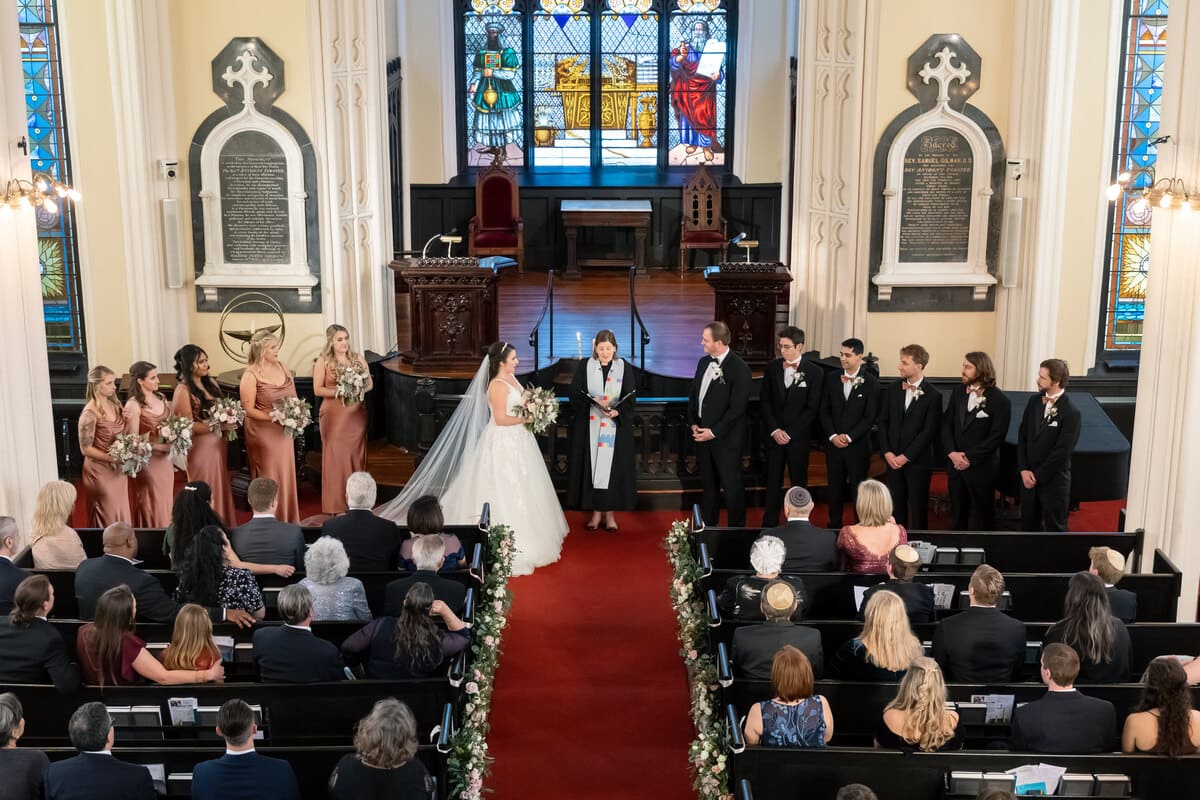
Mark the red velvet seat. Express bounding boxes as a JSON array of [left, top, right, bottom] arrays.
[[468, 162, 524, 272], [678, 165, 728, 273]]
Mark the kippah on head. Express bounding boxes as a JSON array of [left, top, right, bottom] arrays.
[[894, 544, 919, 564], [786, 486, 813, 508], [1103, 548, 1125, 571], [763, 581, 796, 611]]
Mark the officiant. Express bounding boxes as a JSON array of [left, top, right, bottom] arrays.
[[566, 330, 639, 531]]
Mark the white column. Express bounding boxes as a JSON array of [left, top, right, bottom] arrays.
[[1125, 0, 1200, 621]]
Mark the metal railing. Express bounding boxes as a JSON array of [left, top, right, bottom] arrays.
[[528, 270, 555, 366], [629, 265, 651, 371]]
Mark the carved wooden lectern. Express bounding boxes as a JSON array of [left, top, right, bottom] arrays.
[[392, 257, 500, 369], [704, 262, 793, 368]]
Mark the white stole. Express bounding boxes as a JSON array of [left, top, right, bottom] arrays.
[[587, 358, 624, 490]]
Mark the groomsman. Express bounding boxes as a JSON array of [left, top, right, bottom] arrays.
[[688, 321, 751, 526], [819, 338, 880, 528], [878, 344, 942, 529], [942, 351, 1011, 530], [760, 327, 824, 527], [1017, 358, 1082, 531]]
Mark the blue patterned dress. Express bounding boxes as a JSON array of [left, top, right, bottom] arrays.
[[759, 697, 827, 747]]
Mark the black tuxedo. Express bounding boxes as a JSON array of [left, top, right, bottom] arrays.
[[1017, 392, 1082, 531], [322, 509, 406, 572], [74, 554, 220, 624], [733, 622, 825, 680], [1010, 689, 1118, 753], [1106, 585, 1137, 624], [231, 516, 306, 569], [764, 519, 837, 572], [860, 579, 936, 624], [252, 624, 345, 683], [0, 616, 81, 692], [45, 752, 156, 800], [0, 555, 27, 615], [878, 378, 942, 529], [818, 370, 881, 527], [687, 350, 752, 526], [942, 384, 1012, 529], [760, 356, 824, 527], [931, 605, 1027, 683], [385, 570, 467, 616]]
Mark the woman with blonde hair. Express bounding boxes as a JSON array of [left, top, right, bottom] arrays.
[[833, 589, 923, 681], [313, 324, 372, 514], [837, 478, 908, 574], [161, 603, 222, 672], [239, 330, 300, 522], [123, 360, 175, 527], [876, 656, 962, 751], [328, 698, 433, 799], [77, 365, 130, 526], [29, 480, 86, 569]]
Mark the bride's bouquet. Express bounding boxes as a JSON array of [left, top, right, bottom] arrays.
[[510, 386, 559, 434], [157, 415, 194, 459], [205, 398, 246, 442], [334, 363, 368, 406], [108, 433, 153, 477], [269, 396, 313, 438]]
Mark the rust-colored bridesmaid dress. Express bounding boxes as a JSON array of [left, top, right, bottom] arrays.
[[125, 398, 174, 528], [244, 373, 300, 523], [173, 386, 236, 527], [318, 365, 367, 514], [79, 408, 132, 527]]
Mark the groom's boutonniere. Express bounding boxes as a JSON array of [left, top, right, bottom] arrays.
[[710, 364, 725, 383]]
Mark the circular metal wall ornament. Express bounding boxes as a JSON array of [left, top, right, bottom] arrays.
[[218, 291, 286, 363]]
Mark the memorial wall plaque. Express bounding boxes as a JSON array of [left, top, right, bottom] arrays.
[[219, 132, 290, 264], [899, 128, 973, 263]]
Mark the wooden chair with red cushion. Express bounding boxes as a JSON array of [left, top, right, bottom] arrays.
[[678, 165, 727, 274], [468, 161, 524, 272]]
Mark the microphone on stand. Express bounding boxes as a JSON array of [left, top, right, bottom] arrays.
[[729, 232, 747, 245], [421, 229, 462, 259]]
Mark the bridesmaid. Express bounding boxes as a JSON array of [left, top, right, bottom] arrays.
[[239, 330, 301, 523], [78, 366, 132, 527], [124, 361, 174, 528], [171, 344, 236, 526], [312, 324, 372, 514]]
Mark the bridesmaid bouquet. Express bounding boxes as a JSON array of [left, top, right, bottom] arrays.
[[205, 398, 246, 441], [157, 416, 194, 459], [510, 386, 559, 434], [269, 397, 313, 438], [334, 364, 368, 406], [108, 433, 153, 477]]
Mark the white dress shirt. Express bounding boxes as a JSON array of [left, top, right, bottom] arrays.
[[698, 350, 729, 416]]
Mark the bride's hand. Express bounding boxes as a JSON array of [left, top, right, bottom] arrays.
[[606, 409, 619, 418]]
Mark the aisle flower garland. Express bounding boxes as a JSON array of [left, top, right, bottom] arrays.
[[448, 522, 515, 799], [665, 519, 731, 799]]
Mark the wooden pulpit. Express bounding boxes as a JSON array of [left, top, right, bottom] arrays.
[[391, 257, 500, 369], [704, 262, 793, 368]]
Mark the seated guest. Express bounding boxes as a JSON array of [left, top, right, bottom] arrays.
[[398, 495, 465, 572], [75, 522, 254, 627], [733, 579, 823, 680], [1187, 657, 1200, 686], [385, 533, 467, 616], [717, 535, 808, 622], [174, 525, 266, 619], [163, 481, 222, 567], [743, 645, 833, 747], [876, 657, 963, 752], [191, 699, 300, 800], [0, 517, 28, 614], [324, 472, 406, 571], [44, 702, 156, 800], [329, 698, 434, 800], [932, 565, 1025, 683], [977, 792, 1017, 800], [1122, 657, 1200, 756], [860, 544, 936, 624], [1088, 546, 1137, 624], [1010, 643, 1117, 753], [77, 585, 224, 686], [29, 481, 86, 569], [229, 477, 306, 571], [836, 787, 879, 800], [0, 575, 81, 692], [342, 583, 470, 679], [161, 603, 222, 672], [763, 486, 836, 572], [837, 479, 907, 574], [1043, 572, 1131, 683], [252, 584, 345, 683], [299, 536, 371, 621], [833, 590, 923, 681], [0, 692, 49, 800]]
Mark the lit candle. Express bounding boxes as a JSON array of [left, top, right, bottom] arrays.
[[576, 331, 582, 358], [250, 317, 257, 334]]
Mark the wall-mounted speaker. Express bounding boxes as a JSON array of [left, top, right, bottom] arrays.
[[161, 198, 183, 289], [999, 196, 1024, 289]]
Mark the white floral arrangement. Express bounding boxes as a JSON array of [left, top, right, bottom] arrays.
[[510, 385, 559, 434], [157, 415, 194, 459], [108, 433, 153, 478], [791, 370, 806, 387], [711, 364, 725, 383], [971, 387, 988, 410], [334, 363, 368, 406], [851, 375, 865, 389], [1045, 403, 1059, 420], [269, 397, 313, 439], [205, 397, 246, 442]]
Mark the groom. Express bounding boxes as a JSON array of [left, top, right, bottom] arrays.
[[688, 321, 751, 526]]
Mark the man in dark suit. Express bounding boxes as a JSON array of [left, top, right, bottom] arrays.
[[385, 533, 466, 615], [192, 699, 300, 800], [1017, 358, 1082, 531], [942, 351, 1011, 530], [687, 321, 752, 526], [44, 702, 156, 800], [878, 344, 942, 529], [252, 584, 344, 683], [321, 472, 405, 571], [860, 544, 936, 624], [230, 477, 306, 569], [0, 575, 80, 692], [765, 486, 836, 572], [1089, 546, 1137, 623], [0, 516, 28, 614], [760, 326, 824, 527], [733, 580, 824, 680], [819, 338, 880, 528], [74, 522, 254, 627], [1010, 643, 1117, 753], [932, 565, 1026, 683]]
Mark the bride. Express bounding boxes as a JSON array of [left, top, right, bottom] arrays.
[[376, 341, 568, 576]]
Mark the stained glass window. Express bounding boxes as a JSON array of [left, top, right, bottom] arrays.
[[531, 1, 591, 166], [17, 0, 86, 353], [1099, 0, 1167, 354], [464, 1, 526, 167], [597, 3, 659, 166], [666, 0, 727, 166]]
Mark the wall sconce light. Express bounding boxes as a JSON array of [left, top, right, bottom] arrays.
[[1105, 135, 1198, 216], [0, 136, 82, 217]]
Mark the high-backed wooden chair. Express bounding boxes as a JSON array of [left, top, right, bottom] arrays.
[[468, 161, 524, 272], [678, 165, 727, 273]]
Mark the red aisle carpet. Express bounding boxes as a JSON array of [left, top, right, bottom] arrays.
[[487, 511, 696, 799]]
